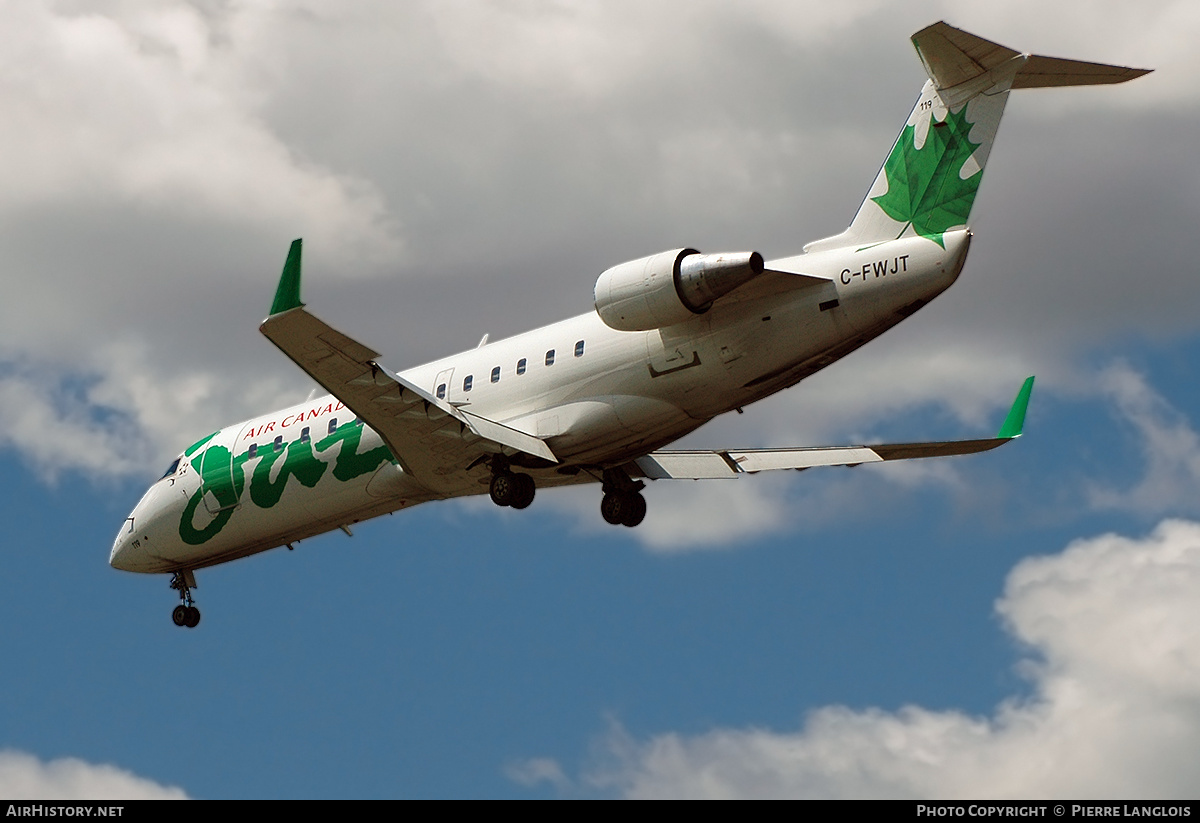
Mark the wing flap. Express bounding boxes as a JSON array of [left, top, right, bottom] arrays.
[[459, 410, 557, 463], [636, 452, 740, 480], [730, 446, 883, 472]]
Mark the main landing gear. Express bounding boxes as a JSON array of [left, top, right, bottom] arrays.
[[485, 459, 647, 527], [600, 468, 646, 528], [489, 466, 536, 510], [169, 570, 200, 629]]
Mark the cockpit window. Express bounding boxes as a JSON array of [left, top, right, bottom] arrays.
[[160, 457, 182, 480]]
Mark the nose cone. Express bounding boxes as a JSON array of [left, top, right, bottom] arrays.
[[111, 507, 160, 573], [110, 482, 182, 574], [110, 517, 138, 570]]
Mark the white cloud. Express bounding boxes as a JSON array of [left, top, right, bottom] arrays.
[[0, 371, 142, 481], [0, 750, 188, 800], [0, 1, 399, 258], [530, 519, 1200, 798], [504, 756, 571, 794], [1087, 362, 1200, 514]]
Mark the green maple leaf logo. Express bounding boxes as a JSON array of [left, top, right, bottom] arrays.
[[871, 105, 982, 248]]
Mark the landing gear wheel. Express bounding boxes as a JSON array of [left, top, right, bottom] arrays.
[[509, 473, 536, 510], [601, 492, 626, 525], [489, 472, 517, 507], [620, 492, 647, 528], [601, 491, 647, 527], [169, 570, 200, 628], [600, 467, 646, 527]]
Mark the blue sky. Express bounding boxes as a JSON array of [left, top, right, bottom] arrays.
[[2, 0, 1200, 799]]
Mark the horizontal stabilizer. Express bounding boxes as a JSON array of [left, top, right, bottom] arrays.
[[1012, 55, 1152, 89], [913, 21, 1150, 101]]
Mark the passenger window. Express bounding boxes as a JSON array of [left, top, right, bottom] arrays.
[[248, 444, 258, 459], [300, 427, 310, 444], [274, 435, 284, 452], [328, 418, 338, 435], [437, 383, 447, 400], [545, 349, 555, 366], [463, 375, 473, 392], [574, 340, 585, 358], [516, 358, 527, 375], [491, 366, 500, 383]]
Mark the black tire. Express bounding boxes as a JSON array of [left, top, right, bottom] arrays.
[[510, 474, 536, 510], [600, 492, 625, 525], [489, 473, 516, 507], [172, 605, 189, 627], [620, 492, 647, 528], [185, 607, 201, 629]]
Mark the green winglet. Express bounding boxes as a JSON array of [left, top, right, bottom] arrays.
[[996, 376, 1035, 440], [269, 238, 305, 316]]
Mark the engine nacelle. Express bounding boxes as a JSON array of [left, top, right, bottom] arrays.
[[594, 248, 764, 332]]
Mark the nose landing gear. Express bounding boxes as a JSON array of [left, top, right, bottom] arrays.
[[169, 570, 201, 629], [172, 604, 200, 628]]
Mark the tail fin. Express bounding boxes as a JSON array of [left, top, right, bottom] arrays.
[[805, 22, 1150, 253]]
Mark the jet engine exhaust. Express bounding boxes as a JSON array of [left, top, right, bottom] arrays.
[[594, 248, 766, 331], [676, 251, 764, 313]]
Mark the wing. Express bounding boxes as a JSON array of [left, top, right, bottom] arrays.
[[635, 377, 1034, 479], [259, 240, 555, 495]]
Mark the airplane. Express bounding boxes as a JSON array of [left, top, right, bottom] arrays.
[[110, 22, 1149, 627]]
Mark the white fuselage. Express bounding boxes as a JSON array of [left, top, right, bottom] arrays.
[[110, 231, 969, 575]]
